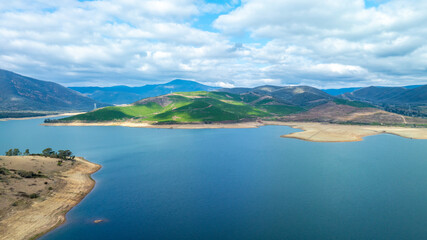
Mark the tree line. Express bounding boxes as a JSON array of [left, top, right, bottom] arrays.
[[5, 148, 75, 160]]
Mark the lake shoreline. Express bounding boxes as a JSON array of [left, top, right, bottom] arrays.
[[0, 112, 84, 122], [42, 121, 427, 142], [0, 157, 101, 240]]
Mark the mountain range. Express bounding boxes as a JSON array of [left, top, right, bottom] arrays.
[[54, 84, 427, 126], [70, 80, 219, 105], [341, 85, 427, 104], [0, 69, 108, 116], [219, 85, 335, 108], [1, 68, 426, 121], [340, 85, 427, 117]]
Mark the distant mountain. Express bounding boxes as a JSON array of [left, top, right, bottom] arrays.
[[70, 79, 219, 105], [322, 85, 424, 96], [341, 85, 427, 105], [340, 85, 427, 117], [0, 69, 108, 112], [322, 87, 362, 96]]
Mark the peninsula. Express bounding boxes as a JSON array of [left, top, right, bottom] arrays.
[[44, 87, 427, 142], [0, 150, 100, 240]]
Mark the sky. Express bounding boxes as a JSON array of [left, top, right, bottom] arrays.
[[0, 0, 427, 88]]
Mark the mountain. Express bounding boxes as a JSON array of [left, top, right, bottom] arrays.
[[0, 69, 108, 113], [341, 85, 427, 105], [57, 91, 304, 123], [70, 79, 219, 105], [50, 85, 424, 126], [219, 85, 335, 107], [340, 85, 427, 117], [322, 85, 424, 96], [322, 87, 362, 96], [341, 86, 408, 103]]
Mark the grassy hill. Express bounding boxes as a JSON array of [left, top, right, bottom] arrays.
[[60, 91, 306, 123]]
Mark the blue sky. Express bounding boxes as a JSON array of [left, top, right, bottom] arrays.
[[0, 0, 426, 88], [364, 0, 391, 8]]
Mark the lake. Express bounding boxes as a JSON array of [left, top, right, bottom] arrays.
[[1, 118, 427, 239]]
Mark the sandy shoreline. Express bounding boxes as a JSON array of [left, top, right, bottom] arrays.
[[42, 121, 264, 129], [274, 122, 427, 142], [0, 157, 101, 240], [43, 121, 427, 142], [0, 112, 84, 122]]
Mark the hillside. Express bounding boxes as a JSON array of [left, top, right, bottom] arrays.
[[48, 86, 424, 126], [0, 69, 108, 113], [220, 85, 335, 107], [341, 85, 427, 104], [70, 79, 219, 105], [341, 85, 427, 117], [322, 87, 361, 96], [58, 91, 304, 123], [322, 85, 423, 96]]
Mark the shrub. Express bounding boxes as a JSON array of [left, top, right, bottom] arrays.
[[16, 170, 42, 178], [0, 167, 10, 175], [29, 193, 39, 199]]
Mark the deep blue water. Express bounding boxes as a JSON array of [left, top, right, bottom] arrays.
[[1, 118, 427, 240]]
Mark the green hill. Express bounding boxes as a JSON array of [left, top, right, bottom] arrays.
[[59, 91, 305, 124]]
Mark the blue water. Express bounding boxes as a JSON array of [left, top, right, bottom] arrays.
[[2, 119, 427, 239]]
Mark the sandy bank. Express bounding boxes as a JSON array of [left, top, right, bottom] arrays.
[[0, 157, 101, 240], [0, 112, 84, 122], [42, 121, 263, 129], [273, 122, 427, 142], [43, 121, 427, 142]]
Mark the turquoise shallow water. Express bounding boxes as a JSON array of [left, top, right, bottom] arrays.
[[1, 119, 427, 240]]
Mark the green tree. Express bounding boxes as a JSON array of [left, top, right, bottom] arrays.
[[5, 149, 13, 156], [24, 149, 30, 156], [57, 150, 64, 159], [58, 150, 73, 160], [63, 150, 72, 159], [12, 149, 21, 156], [42, 148, 54, 157]]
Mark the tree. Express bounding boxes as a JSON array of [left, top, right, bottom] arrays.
[[63, 150, 72, 159], [12, 149, 20, 156], [58, 150, 73, 160], [42, 148, 54, 157], [57, 150, 65, 159], [5, 149, 13, 156], [24, 149, 30, 156]]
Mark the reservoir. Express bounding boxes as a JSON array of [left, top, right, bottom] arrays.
[[1, 118, 427, 239]]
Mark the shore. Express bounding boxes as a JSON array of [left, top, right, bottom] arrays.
[[0, 157, 101, 240], [43, 121, 427, 142], [42, 121, 264, 129], [273, 122, 427, 142], [0, 112, 84, 122]]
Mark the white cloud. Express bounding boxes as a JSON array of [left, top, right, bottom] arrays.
[[0, 0, 426, 88]]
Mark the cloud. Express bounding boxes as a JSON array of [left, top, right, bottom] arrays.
[[214, 0, 427, 87], [0, 0, 426, 88]]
